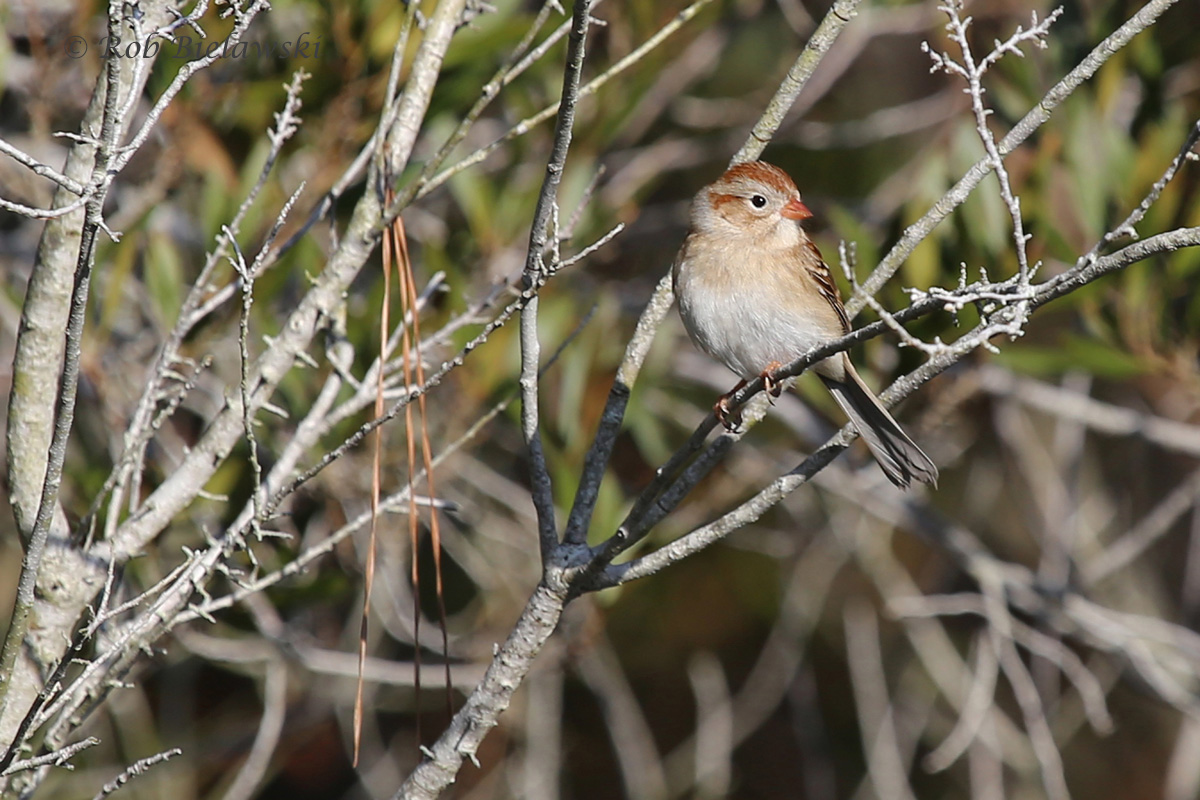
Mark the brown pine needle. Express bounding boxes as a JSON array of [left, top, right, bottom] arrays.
[[355, 186, 450, 763], [394, 217, 454, 720], [389, 196, 424, 743], [353, 209, 393, 768]]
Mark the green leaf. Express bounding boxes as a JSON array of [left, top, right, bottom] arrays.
[[901, 154, 950, 289], [145, 231, 185, 329], [98, 230, 141, 340], [999, 335, 1146, 379]]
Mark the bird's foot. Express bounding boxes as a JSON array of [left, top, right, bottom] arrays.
[[714, 380, 747, 431], [760, 362, 785, 403]]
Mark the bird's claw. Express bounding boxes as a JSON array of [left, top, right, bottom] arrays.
[[714, 395, 743, 432], [761, 362, 785, 402]]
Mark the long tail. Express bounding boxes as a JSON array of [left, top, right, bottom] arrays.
[[820, 366, 938, 489]]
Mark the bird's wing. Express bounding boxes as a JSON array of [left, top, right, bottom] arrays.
[[801, 239, 851, 334]]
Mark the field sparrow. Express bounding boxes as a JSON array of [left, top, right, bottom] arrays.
[[672, 161, 937, 489]]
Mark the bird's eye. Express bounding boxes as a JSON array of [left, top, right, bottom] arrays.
[[750, 194, 768, 209]]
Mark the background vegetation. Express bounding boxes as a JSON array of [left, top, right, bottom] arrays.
[[2, 0, 1199, 797]]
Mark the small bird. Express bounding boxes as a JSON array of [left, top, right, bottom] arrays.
[[672, 160, 937, 489]]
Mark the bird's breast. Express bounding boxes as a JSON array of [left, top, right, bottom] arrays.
[[675, 241, 837, 379]]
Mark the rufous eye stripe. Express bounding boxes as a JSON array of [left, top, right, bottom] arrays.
[[707, 190, 739, 210]]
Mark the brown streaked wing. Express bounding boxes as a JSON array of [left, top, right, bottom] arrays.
[[803, 239, 850, 333]]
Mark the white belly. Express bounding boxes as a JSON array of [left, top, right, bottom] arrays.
[[677, 273, 831, 380]]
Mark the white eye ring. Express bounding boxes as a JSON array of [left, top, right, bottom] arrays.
[[750, 194, 768, 208]]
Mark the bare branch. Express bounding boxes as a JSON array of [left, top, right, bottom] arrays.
[[518, 0, 599, 559], [89, 748, 183, 800], [1, 737, 99, 777], [844, 601, 918, 800], [733, 0, 862, 164]]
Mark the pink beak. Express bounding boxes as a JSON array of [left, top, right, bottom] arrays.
[[781, 198, 812, 221]]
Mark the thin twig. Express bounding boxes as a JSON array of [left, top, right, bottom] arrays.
[[849, 0, 1181, 316], [89, 748, 183, 800]]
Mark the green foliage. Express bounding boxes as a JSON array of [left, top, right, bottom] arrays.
[[145, 230, 185, 327], [5, 0, 1200, 796]]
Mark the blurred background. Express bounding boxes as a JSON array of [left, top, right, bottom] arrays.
[[2, 0, 1200, 797]]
